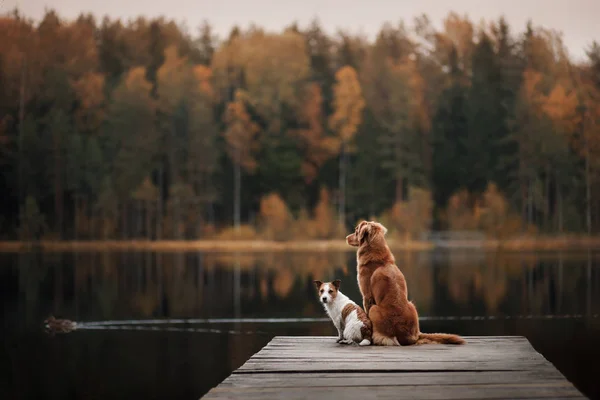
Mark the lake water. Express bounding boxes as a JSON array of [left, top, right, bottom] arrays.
[[1, 249, 599, 400]]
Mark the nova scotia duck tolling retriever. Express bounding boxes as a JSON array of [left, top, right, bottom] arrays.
[[346, 221, 465, 346]]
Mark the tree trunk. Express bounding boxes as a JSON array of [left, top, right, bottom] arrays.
[[521, 185, 526, 228], [593, 196, 600, 232], [395, 177, 404, 204], [18, 57, 26, 219], [581, 106, 592, 235], [234, 154, 241, 233], [527, 178, 533, 226], [545, 165, 550, 230], [520, 172, 527, 229], [102, 210, 108, 240], [54, 134, 63, 238], [87, 197, 94, 240], [122, 201, 128, 239], [74, 194, 79, 240], [156, 165, 163, 240], [369, 166, 376, 218], [233, 255, 241, 319], [586, 249, 592, 317], [585, 143, 592, 235], [146, 201, 152, 240], [136, 200, 141, 238], [555, 170, 563, 233], [174, 195, 181, 239], [557, 251, 563, 313], [395, 134, 404, 204], [338, 142, 346, 227]]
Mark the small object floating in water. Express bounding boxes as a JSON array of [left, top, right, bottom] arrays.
[[44, 316, 77, 335]]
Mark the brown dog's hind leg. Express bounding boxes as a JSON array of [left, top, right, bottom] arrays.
[[369, 305, 399, 346], [373, 331, 400, 346]]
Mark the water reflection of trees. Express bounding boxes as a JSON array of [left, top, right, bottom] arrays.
[[8, 250, 599, 324]]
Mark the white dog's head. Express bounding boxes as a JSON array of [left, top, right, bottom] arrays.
[[313, 280, 341, 305]]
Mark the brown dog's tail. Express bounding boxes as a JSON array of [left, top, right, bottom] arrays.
[[417, 332, 465, 345]]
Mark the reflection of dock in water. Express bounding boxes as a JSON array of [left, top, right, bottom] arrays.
[[202, 336, 587, 399]]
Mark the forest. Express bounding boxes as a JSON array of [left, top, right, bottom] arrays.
[[1, 9, 599, 241]]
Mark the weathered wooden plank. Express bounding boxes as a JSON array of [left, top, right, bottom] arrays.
[[237, 360, 554, 373], [218, 370, 568, 388], [203, 384, 583, 399], [200, 336, 587, 399]]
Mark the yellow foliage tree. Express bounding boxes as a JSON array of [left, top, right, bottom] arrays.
[[446, 189, 478, 231], [380, 187, 433, 240], [329, 66, 365, 226], [312, 187, 337, 239], [542, 83, 580, 134], [211, 29, 309, 131], [71, 72, 105, 134], [223, 90, 261, 232], [259, 193, 293, 241], [478, 182, 510, 238], [329, 66, 365, 142], [291, 83, 341, 184]]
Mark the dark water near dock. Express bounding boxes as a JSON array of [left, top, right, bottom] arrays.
[[1, 249, 599, 399]]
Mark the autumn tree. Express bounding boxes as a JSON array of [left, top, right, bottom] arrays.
[[329, 65, 365, 226], [259, 193, 293, 241], [196, 21, 215, 65], [431, 46, 470, 212], [103, 67, 157, 237], [212, 29, 310, 211], [70, 72, 106, 237], [466, 32, 503, 192], [211, 29, 309, 129], [188, 64, 219, 233], [290, 83, 340, 184], [363, 34, 429, 202], [222, 90, 260, 232], [1, 10, 600, 239], [303, 20, 335, 114]]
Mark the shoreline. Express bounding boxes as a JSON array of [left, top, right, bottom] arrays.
[[0, 237, 599, 252]]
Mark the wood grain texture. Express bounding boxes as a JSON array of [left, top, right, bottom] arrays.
[[200, 336, 587, 399]]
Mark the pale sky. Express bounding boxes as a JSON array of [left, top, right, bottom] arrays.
[[3, 0, 599, 61]]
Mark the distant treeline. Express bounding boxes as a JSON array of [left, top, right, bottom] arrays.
[[1, 9, 599, 241]]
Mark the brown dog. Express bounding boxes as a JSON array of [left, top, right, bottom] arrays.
[[346, 221, 465, 346]]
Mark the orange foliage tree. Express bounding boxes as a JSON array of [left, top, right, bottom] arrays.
[[259, 193, 293, 241], [223, 91, 261, 233], [329, 66, 365, 226]]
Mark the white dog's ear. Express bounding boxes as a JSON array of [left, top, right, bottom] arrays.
[[314, 280, 323, 289], [332, 279, 341, 290]]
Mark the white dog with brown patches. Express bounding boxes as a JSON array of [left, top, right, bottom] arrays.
[[314, 279, 372, 346]]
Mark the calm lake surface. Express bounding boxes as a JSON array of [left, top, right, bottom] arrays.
[[1, 249, 599, 400]]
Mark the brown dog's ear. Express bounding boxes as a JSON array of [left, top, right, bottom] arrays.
[[331, 279, 341, 290], [313, 280, 323, 289], [358, 222, 371, 244]]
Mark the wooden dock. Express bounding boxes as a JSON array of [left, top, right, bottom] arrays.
[[201, 336, 587, 399]]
